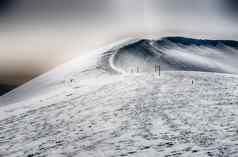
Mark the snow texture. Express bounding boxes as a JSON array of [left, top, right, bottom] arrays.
[[1, 37, 238, 157]]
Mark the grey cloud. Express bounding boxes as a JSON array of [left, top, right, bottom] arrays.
[[223, 0, 238, 18], [0, 0, 17, 14], [0, 0, 116, 21], [0, 0, 237, 23]]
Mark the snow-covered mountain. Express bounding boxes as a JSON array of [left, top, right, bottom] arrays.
[[1, 37, 238, 156], [1, 36, 238, 105], [112, 37, 238, 74]]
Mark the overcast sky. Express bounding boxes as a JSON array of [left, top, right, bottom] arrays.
[[0, 0, 238, 85]]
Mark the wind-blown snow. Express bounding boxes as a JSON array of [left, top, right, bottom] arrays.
[[0, 38, 138, 105], [111, 37, 238, 74], [1, 72, 238, 157], [2, 37, 238, 105], [1, 36, 238, 156]]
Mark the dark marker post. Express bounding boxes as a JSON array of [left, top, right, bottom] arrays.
[[159, 65, 160, 76], [155, 64, 160, 76]]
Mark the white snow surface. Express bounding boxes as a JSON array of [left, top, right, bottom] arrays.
[[0, 38, 139, 105], [1, 37, 238, 156], [1, 37, 238, 105], [1, 72, 238, 157]]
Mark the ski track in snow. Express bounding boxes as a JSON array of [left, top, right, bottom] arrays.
[[1, 37, 238, 156]]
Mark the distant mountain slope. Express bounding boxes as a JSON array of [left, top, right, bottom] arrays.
[[110, 37, 238, 74], [159, 36, 238, 48]]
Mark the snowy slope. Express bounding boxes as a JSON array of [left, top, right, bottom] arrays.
[[1, 36, 238, 156], [1, 72, 238, 157], [112, 37, 238, 74], [1, 36, 238, 105], [0, 38, 139, 105]]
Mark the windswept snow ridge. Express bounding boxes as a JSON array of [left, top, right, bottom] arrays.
[[1, 36, 238, 105], [0, 38, 138, 105], [108, 37, 238, 74]]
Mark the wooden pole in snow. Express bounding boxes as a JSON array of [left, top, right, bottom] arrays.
[[159, 65, 160, 76], [155, 64, 160, 76]]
